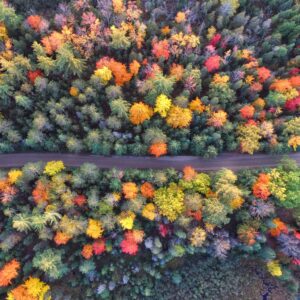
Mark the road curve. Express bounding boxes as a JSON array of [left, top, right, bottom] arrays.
[[0, 152, 299, 171]]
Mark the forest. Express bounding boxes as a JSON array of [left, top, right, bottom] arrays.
[[0, 0, 299, 299], [0, 159, 299, 298], [0, 0, 299, 156]]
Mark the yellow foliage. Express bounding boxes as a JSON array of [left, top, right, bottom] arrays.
[[7, 170, 22, 184], [269, 169, 286, 201], [0, 23, 8, 41], [154, 183, 185, 221], [94, 66, 112, 84], [118, 211, 136, 230], [142, 203, 156, 221], [190, 227, 206, 247], [166, 105, 192, 128], [171, 32, 200, 48], [213, 74, 229, 85], [86, 219, 104, 239], [267, 260, 282, 277], [237, 124, 261, 154], [24, 277, 50, 298], [44, 161, 65, 176], [112, 0, 124, 13], [230, 197, 244, 210], [154, 94, 172, 117], [7, 277, 51, 300], [207, 26, 216, 40], [288, 135, 300, 151]]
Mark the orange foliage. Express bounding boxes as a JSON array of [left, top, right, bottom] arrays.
[[129, 102, 153, 125], [129, 60, 140, 76], [54, 232, 71, 245], [270, 79, 292, 93], [96, 57, 133, 86], [32, 181, 48, 205], [289, 76, 300, 88], [189, 97, 205, 113], [257, 67, 271, 83], [141, 182, 155, 198], [240, 105, 255, 119], [238, 226, 257, 245], [27, 15, 42, 32], [122, 182, 138, 200], [7, 285, 32, 300], [207, 110, 227, 127], [152, 39, 170, 60], [0, 259, 20, 287], [126, 230, 144, 243], [187, 210, 202, 221], [149, 142, 167, 157], [183, 166, 197, 181], [252, 173, 270, 200], [81, 244, 93, 259], [170, 63, 184, 81], [269, 218, 288, 237], [42, 32, 65, 55]]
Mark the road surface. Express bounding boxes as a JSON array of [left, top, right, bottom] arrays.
[[0, 152, 299, 171]]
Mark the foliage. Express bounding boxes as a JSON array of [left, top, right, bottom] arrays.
[[0, 160, 299, 298], [0, 0, 298, 156]]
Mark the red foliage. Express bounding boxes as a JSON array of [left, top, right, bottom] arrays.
[[289, 68, 300, 76], [257, 67, 271, 83], [209, 34, 222, 47], [27, 70, 43, 84], [285, 96, 300, 112], [73, 195, 87, 206], [120, 238, 138, 255], [187, 210, 202, 221], [93, 239, 106, 255], [240, 105, 255, 119], [159, 224, 170, 237], [152, 39, 170, 60], [204, 55, 221, 72]]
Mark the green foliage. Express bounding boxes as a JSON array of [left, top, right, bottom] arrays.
[[33, 249, 67, 279]]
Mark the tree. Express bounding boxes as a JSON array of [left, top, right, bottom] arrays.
[[237, 124, 261, 154], [166, 105, 192, 128], [129, 102, 153, 125], [154, 183, 184, 221], [55, 43, 86, 78]]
